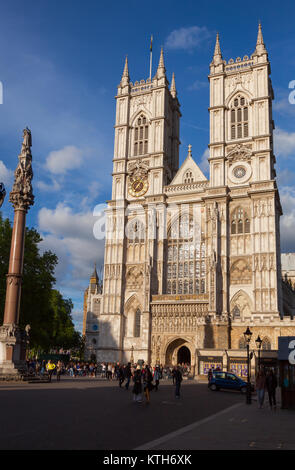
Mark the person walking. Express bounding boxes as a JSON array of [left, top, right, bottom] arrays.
[[143, 365, 154, 404], [172, 366, 177, 385], [40, 360, 46, 376], [118, 364, 125, 388], [153, 366, 161, 391], [111, 363, 115, 380], [46, 360, 56, 382], [132, 365, 143, 403], [265, 369, 278, 410], [174, 366, 183, 399], [124, 362, 132, 390], [107, 363, 112, 380], [207, 368, 213, 387], [255, 368, 266, 409], [56, 361, 62, 382]]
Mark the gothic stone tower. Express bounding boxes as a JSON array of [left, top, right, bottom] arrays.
[[97, 50, 181, 362], [208, 25, 283, 348]]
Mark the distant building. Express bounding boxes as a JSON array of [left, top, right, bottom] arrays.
[[82, 265, 103, 360]]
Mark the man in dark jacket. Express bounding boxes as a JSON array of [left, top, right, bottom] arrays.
[[124, 363, 132, 390], [174, 366, 182, 399], [265, 369, 278, 410], [118, 365, 125, 388]]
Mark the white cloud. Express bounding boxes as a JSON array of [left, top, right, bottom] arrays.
[[38, 203, 106, 331], [165, 26, 211, 51], [199, 148, 210, 176], [273, 97, 295, 116], [0, 160, 13, 186], [38, 203, 97, 239], [37, 178, 61, 192], [277, 169, 295, 187], [45, 145, 83, 175], [274, 128, 295, 157], [38, 204, 105, 283], [80, 181, 101, 210]]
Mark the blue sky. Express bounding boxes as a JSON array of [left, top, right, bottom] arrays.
[[0, 0, 295, 331]]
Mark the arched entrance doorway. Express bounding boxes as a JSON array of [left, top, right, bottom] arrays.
[[177, 346, 191, 365], [165, 338, 193, 366]]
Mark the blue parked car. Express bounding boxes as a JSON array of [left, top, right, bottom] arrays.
[[209, 371, 248, 393]]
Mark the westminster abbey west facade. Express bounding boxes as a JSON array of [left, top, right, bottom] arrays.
[[85, 24, 295, 376]]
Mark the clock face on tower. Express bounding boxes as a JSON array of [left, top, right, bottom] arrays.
[[128, 176, 149, 197]]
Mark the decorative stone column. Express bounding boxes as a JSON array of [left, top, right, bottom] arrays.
[[0, 128, 34, 378]]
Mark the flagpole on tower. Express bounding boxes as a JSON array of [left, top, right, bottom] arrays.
[[149, 35, 153, 80]]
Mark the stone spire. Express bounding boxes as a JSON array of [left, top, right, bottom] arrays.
[[90, 263, 99, 282], [253, 22, 267, 56], [212, 33, 223, 65], [120, 56, 130, 86], [9, 127, 34, 212], [156, 47, 166, 79], [90, 262, 99, 294], [170, 72, 177, 98]]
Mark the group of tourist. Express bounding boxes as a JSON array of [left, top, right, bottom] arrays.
[[117, 363, 183, 403], [26, 357, 184, 401], [96, 362, 184, 402], [27, 357, 279, 407]]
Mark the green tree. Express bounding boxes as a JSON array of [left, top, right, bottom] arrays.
[[0, 213, 80, 351]]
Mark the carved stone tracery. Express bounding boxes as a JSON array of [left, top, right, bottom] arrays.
[[9, 128, 34, 212]]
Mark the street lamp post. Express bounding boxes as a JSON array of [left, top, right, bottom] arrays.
[[255, 335, 262, 371], [244, 326, 253, 405]]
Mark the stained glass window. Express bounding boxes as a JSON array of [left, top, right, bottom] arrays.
[[166, 214, 206, 295], [134, 114, 149, 156]]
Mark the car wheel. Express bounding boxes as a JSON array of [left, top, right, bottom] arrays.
[[240, 386, 247, 394], [210, 383, 218, 391]]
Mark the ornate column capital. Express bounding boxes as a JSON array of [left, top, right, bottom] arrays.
[[9, 127, 34, 212]]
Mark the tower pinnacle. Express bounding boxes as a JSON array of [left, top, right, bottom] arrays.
[[170, 72, 177, 98], [253, 22, 267, 56], [156, 47, 166, 79], [212, 33, 223, 65], [120, 56, 130, 86]]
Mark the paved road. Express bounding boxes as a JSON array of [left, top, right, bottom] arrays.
[[0, 376, 244, 450]]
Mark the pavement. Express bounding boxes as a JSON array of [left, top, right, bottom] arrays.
[[136, 387, 295, 450], [0, 376, 294, 451]]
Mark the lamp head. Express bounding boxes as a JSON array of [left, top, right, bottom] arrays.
[[243, 326, 252, 343], [255, 335, 262, 349]]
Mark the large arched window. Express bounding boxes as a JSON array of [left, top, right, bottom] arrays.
[[230, 95, 249, 140], [134, 114, 149, 156], [134, 309, 141, 337], [231, 207, 250, 235], [166, 214, 206, 295]]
